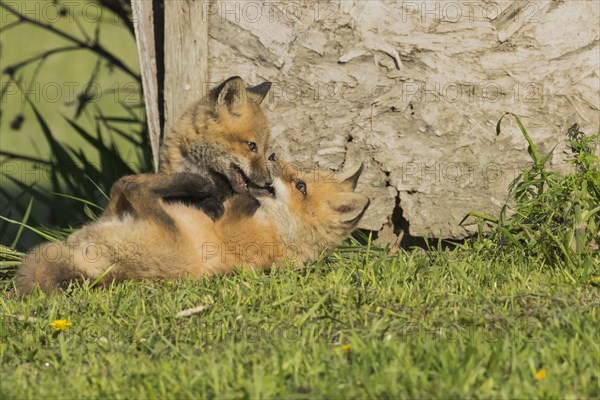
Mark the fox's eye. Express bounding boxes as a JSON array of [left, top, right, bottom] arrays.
[[247, 141, 257, 152], [268, 153, 277, 161], [295, 179, 307, 196]]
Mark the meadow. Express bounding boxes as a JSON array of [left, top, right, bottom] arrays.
[[0, 238, 598, 398]]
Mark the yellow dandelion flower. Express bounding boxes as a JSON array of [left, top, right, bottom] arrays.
[[534, 368, 546, 381], [332, 343, 352, 355], [587, 276, 600, 286], [50, 319, 72, 331]]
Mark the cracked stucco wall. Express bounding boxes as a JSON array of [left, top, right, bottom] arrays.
[[205, 0, 600, 239]]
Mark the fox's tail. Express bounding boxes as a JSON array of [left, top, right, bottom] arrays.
[[15, 241, 88, 296]]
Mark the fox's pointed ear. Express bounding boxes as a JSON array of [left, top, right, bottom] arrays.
[[247, 82, 272, 104], [330, 193, 370, 224], [214, 76, 247, 116], [340, 163, 364, 191]]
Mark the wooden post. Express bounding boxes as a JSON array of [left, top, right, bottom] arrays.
[[131, 0, 160, 171], [132, 0, 209, 171], [163, 1, 209, 137]]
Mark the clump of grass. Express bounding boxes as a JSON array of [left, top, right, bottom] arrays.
[[0, 244, 23, 289], [462, 114, 600, 276], [0, 196, 89, 284]]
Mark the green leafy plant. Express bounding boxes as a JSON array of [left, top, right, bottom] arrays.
[[462, 114, 600, 275]]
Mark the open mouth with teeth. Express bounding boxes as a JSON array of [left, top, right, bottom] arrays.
[[230, 164, 275, 198]]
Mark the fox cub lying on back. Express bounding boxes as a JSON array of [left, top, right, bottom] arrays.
[[15, 159, 370, 296]]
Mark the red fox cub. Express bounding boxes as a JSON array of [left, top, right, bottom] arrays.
[[15, 159, 370, 296], [132, 76, 273, 221], [103, 76, 273, 224], [160, 76, 273, 199]]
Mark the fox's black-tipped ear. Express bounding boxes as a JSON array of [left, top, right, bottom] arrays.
[[330, 193, 370, 224], [247, 81, 272, 104], [341, 163, 364, 190], [214, 76, 247, 116]]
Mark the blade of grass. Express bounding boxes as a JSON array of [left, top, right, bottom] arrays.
[[10, 197, 34, 248], [86, 176, 110, 201], [497, 112, 540, 164], [88, 263, 116, 289], [0, 215, 57, 242], [51, 192, 104, 211], [296, 293, 330, 326]]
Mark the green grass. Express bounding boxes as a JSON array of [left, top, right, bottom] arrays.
[[1, 243, 598, 398], [462, 117, 600, 274]]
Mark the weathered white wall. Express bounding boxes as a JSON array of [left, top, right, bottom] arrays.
[[205, 0, 600, 239]]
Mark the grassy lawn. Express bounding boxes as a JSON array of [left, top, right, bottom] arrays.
[[1, 242, 598, 398]]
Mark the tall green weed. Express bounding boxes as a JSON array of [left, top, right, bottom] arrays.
[[462, 114, 599, 276]]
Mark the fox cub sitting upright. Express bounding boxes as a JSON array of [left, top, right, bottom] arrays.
[[114, 76, 274, 221], [161, 76, 273, 195], [15, 159, 370, 295]]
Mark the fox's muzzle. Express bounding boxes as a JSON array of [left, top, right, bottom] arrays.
[[249, 157, 272, 187]]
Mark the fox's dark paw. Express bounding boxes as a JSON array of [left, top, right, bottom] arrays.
[[229, 193, 260, 217], [199, 198, 225, 221]]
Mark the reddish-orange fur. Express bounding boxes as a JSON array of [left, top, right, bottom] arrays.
[[15, 161, 369, 296], [160, 76, 272, 189]]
